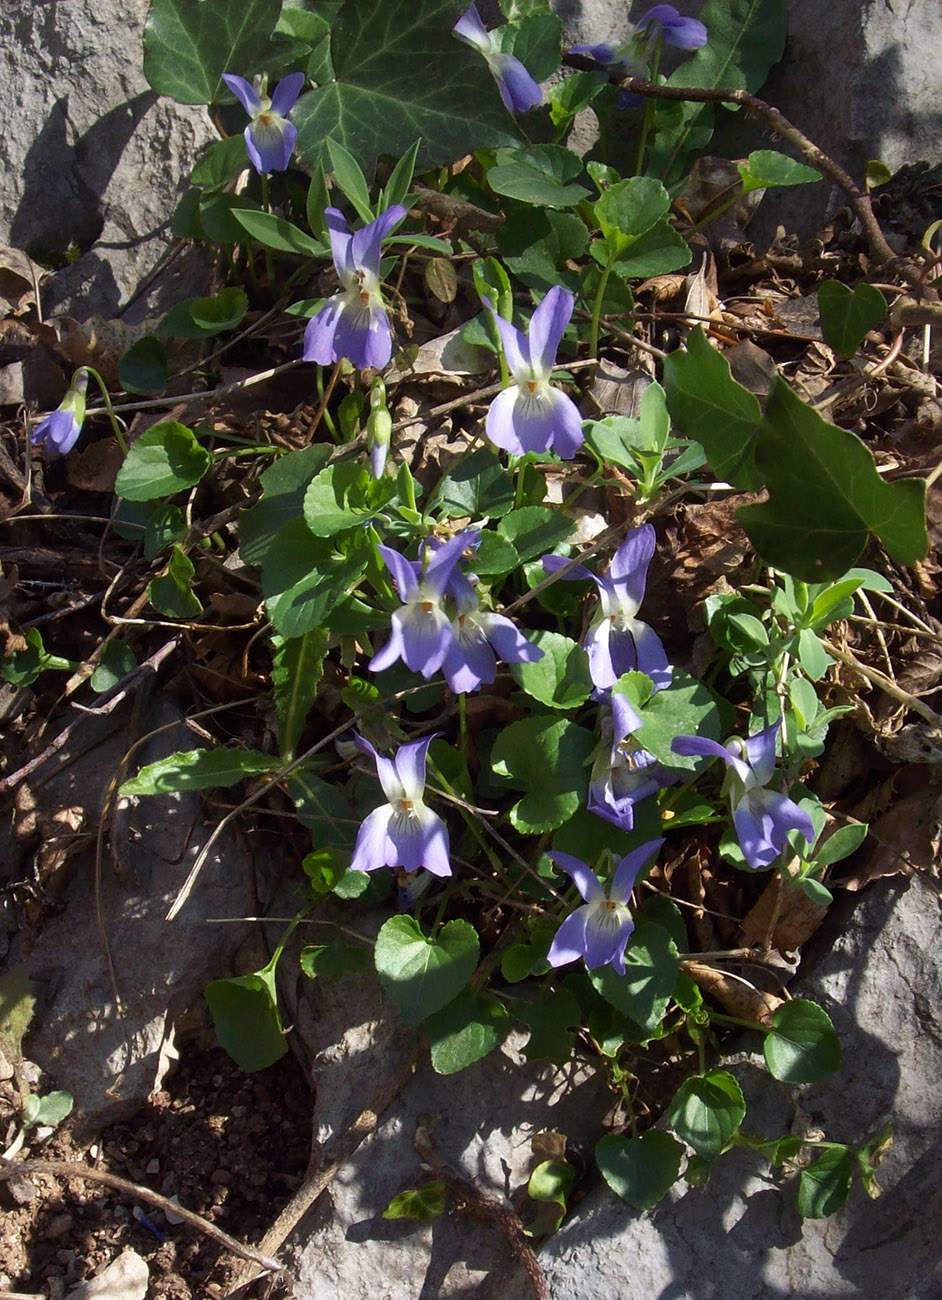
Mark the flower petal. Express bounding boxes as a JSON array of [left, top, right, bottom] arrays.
[[246, 117, 296, 173], [270, 70, 305, 116], [547, 851, 604, 903], [544, 386, 584, 459], [611, 838, 664, 902], [546, 905, 591, 968], [733, 788, 814, 869], [629, 619, 672, 691], [350, 805, 395, 872], [488, 310, 531, 381], [541, 553, 595, 583], [31, 409, 81, 458], [608, 523, 656, 608], [423, 530, 478, 599], [393, 735, 435, 801], [443, 632, 494, 693], [582, 905, 634, 972], [485, 386, 532, 455], [740, 719, 781, 788], [354, 734, 403, 803], [377, 545, 420, 601], [527, 286, 572, 377], [584, 616, 617, 690], [222, 73, 261, 115], [350, 204, 407, 280], [672, 734, 752, 785], [478, 612, 543, 664], [396, 603, 454, 677], [642, 5, 708, 49], [329, 299, 394, 370], [302, 296, 343, 365], [610, 690, 643, 746], [390, 803, 451, 875], [453, 4, 491, 53], [489, 51, 542, 113], [325, 207, 354, 282]]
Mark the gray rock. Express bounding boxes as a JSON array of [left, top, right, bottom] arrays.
[[66, 1248, 148, 1300], [0, 0, 215, 320], [6, 698, 256, 1137]]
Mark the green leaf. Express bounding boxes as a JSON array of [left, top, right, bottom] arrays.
[[796, 1146, 855, 1218], [272, 630, 329, 761], [198, 192, 264, 243], [493, 12, 562, 81], [287, 767, 357, 851], [293, 0, 519, 179], [157, 288, 249, 339], [737, 150, 821, 193], [120, 747, 275, 796], [303, 462, 397, 536], [596, 1130, 685, 1211], [670, 0, 787, 93], [813, 822, 867, 868], [498, 506, 574, 561], [527, 1158, 574, 1234], [434, 447, 515, 519], [0, 969, 36, 1062], [143, 503, 190, 559], [230, 208, 327, 256], [488, 145, 590, 209], [666, 1070, 746, 1159], [604, 221, 692, 280], [498, 206, 587, 292], [663, 326, 762, 489], [426, 988, 509, 1074], [239, 445, 333, 567], [764, 999, 842, 1083], [817, 281, 887, 358], [24, 1091, 74, 1129], [90, 641, 138, 694], [118, 337, 168, 396], [115, 423, 212, 501], [262, 521, 368, 638], [510, 631, 593, 710], [382, 1180, 448, 1222], [618, 668, 723, 772], [326, 136, 375, 223], [143, 0, 281, 104], [374, 916, 479, 1026], [204, 967, 287, 1072], [491, 716, 595, 833], [738, 376, 927, 579], [190, 134, 251, 188], [515, 986, 581, 1065], [299, 942, 370, 980], [147, 546, 203, 619], [589, 921, 679, 1034], [594, 176, 670, 242]]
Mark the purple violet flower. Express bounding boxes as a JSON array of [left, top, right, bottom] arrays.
[[31, 368, 88, 459], [671, 718, 815, 870], [303, 205, 407, 371], [370, 531, 480, 678], [351, 733, 451, 877], [222, 71, 305, 174], [454, 5, 542, 113], [546, 839, 664, 974], [588, 691, 677, 830], [542, 523, 671, 691], [442, 581, 544, 694], [571, 4, 707, 74], [485, 286, 584, 459]]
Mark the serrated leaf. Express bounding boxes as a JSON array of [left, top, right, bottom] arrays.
[[666, 1070, 746, 1159], [764, 999, 842, 1083], [663, 326, 763, 489], [374, 916, 479, 1025], [817, 281, 887, 358], [796, 1146, 855, 1218], [144, 0, 282, 104], [120, 747, 275, 796], [426, 988, 509, 1074], [739, 376, 927, 579], [510, 630, 593, 710], [293, 0, 519, 179], [589, 921, 679, 1034], [596, 1130, 684, 1211], [205, 967, 287, 1072], [491, 716, 595, 832], [115, 423, 212, 501]]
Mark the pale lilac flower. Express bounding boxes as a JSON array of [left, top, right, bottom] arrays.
[[546, 839, 664, 974], [588, 691, 677, 829], [571, 4, 707, 73], [303, 205, 407, 371], [370, 531, 480, 678], [351, 734, 451, 877], [454, 5, 542, 113], [672, 719, 815, 870], [222, 71, 304, 174], [31, 369, 88, 459], [442, 582, 543, 694], [542, 524, 671, 691], [485, 287, 584, 459]]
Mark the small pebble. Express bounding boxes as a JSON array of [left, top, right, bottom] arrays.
[[145, 1157, 160, 1174], [45, 1211, 74, 1240]]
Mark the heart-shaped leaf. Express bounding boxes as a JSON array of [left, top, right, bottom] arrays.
[[374, 916, 479, 1025], [596, 1130, 685, 1210]]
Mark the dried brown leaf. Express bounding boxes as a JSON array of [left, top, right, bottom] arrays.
[[680, 960, 784, 1026], [740, 871, 828, 953]]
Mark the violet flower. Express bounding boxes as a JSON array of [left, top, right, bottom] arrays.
[[546, 839, 664, 974], [370, 531, 480, 678], [454, 5, 542, 113], [572, 4, 708, 74], [588, 691, 677, 830], [222, 71, 305, 174], [442, 582, 543, 694], [542, 523, 671, 691], [671, 718, 815, 870], [351, 733, 451, 877], [303, 205, 407, 371], [485, 286, 584, 459], [31, 368, 88, 459]]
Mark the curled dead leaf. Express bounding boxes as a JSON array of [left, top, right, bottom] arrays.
[[680, 959, 784, 1026]]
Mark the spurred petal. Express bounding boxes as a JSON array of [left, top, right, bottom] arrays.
[[477, 612, 543, 664], [443, 631, 495, 694], [611, 838, 664, 902], [608, 523, 656, 609], [390, 803, 451, 875], [302, 297, 343, 365], [543, 386, 584, 458], [377, 544, 420, 601], [369, 618, 407, 673], [245, 117, 296, 174], [642, 5, 708, 49], [350, 805, 395, 872], [546, 906, 591, 968], [527, 286, 572, 378], [453, 4, 491, 53], [396, 603, 454, 677], [740, 719, 780, 787], [629, 620, 672, 691], [582, 905, 633, 972], [547, 851, 604, 903], [393, 735, 435, 801], [489, 51, 542, 113], [350, 204, 407, 280], [222, 73, 261, 115], [270, 70, 305, 116], [672, 734, 752, 786], [329, 299, 394, 370], [732, 788, 814, 870], [584, 616, 617, 690], [31, 409, 81, 458]]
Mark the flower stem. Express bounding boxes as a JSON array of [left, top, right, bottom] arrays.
[[634, 38, 662, 175], [259, 175, 275, 283], [588, 249, 619, 362], [84, 366, 128, 456]]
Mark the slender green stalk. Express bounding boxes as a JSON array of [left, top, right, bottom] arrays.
[[84, 366, 128, 456], [634, 38, 662, 175], [588, 249, 619, 361]]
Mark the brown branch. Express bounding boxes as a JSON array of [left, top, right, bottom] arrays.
[[0, 1155, 284, 1278]]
